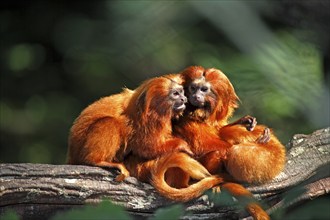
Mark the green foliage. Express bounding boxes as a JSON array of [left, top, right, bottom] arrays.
[[2, 195, 329, 220], [206, 188, 237, 207], [0, 210, 19, 220], [51, 200, 131, 220], [282, 185, 307, 207], [0, 1, 328, 165], [150, 204, 185, 220], [270, 185, 307, 219], [284, 197, 330, 220]]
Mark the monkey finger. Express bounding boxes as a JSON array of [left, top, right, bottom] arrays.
[[256, 128, 271, 144], [233, 115, 257, 131], [237, 115, 257, 131], [247, 117, 257, 131]]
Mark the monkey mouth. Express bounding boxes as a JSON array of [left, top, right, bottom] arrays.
[[190, 99, 205, 108], [174, 103, 186, 112]]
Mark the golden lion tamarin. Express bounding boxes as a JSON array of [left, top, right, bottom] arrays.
[[67, 88, 134, 180], [177, 66, 286, 184], [67, 74, 192, 181], [67, 66, 286, 220], [172, 66, 286, 220]]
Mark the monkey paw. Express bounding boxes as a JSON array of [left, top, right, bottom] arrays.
[[115, 168, 130, 182], [240, 115, 257, 131], [115, 173, 127, 182], [232, 115, 257, 131], [256, 128, 271, 144]]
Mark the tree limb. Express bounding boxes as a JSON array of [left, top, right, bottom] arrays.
[[0, 128, 329, 219]]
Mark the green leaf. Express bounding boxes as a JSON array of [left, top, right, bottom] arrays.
[[150, 204, 184, 220], [285, 197, 330, 220], [0, 210, 20, 220], [283, 185, 307, 207], [206, 188, 237, 207], [51, 200, 131, 220]]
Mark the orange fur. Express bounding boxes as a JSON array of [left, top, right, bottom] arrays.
[[221, 182, 269, 220], [67, 74, 191, 181], [175, 66, 286, 183], [170, 66, 286, 219], [124, 74, 192, 159], [67, 88, 134, 180], [124, 152, 224, 202], [219, 125, 286, 183], [119, 72, 226, 201], [67, 66, 285, 220]]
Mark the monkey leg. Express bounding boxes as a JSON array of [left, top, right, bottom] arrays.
[[198, 151, 226, 175], [95, 161, 130, 182], [221, 182, 269, 220], [74, 117, 130, 181], [123, 155, 156, 183], [219, 124, 268, 145]]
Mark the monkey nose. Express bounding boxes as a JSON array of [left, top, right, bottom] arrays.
[[196, 95, 202, 101], [182, 96, 188, 103]]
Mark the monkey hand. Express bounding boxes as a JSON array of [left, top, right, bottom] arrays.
[[231, 115, 257, 131], [256, 128, 271, 144]]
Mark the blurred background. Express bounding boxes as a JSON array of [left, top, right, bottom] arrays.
[[1, 0, 329, 164]]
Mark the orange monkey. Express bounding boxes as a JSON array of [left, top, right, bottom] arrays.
[[171, 66, 286, 219], [67, 88, 134, 180], [67, 74, 192, 181], [177, 66, 286, 183]]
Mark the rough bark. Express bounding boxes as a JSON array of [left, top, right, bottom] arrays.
[[0, 128, 329, 219]]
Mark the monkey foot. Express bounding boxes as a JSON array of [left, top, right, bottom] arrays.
[[256, 128, 271, 144], [115, 173, 127, 182]]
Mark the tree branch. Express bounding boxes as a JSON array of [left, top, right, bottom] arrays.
[[0, 128, 329, 219]]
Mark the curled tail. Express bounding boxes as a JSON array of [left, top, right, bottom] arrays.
[[151, 152, 224, 202]]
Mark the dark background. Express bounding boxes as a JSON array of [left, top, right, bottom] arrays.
[[1, 0, 329, 164]]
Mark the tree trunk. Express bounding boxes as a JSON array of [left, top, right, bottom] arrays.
[[0, 128, 329, 219]]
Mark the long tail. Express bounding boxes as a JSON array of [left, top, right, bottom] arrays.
[[151, 152, 224, 202]]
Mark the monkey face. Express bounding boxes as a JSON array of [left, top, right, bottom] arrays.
[[170, 85, 187, 113], [133, 75, 187, 121], [180, 66, 238, 122], [188, 77, 213, 108]]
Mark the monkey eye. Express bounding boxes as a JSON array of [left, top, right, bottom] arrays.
[[172, 91, 180, 96], [190, 85, 197, 92], [201, 86, 209, 92]]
